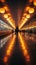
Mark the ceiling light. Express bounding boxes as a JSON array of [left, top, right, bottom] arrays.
[[28, 8, 34, 14]]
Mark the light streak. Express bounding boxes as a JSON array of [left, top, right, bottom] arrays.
[[18, 33, 30, 62], [0, 20, 12, 30], [0, 24, 12, 30], [19, 5, 35, 30], [6, 17, 16, 29], [21, 21, 36, 30], [3, 34, 16, 63], [19, 17, 28, 29], [21, 26, 36, 30], [0, 5, 16, 29], [3, 5, 16, 29], [0, 34, 12, 48]]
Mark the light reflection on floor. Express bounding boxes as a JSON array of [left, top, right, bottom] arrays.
[[0, 34, 12, 49], [0, 32, 36, 65]]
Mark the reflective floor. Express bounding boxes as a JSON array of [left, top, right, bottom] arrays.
[[0, 33, 36, 65]]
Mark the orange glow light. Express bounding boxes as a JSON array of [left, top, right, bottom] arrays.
[[1, 0, 5, 2], [33, 0, 36, 6], [4, 56, 8, 63], [19, 18, 28, 29], [0, 8, 5, 14], [29, 0, 33, 2], [4, 5, 16, 29], [6, 35, 16, 56], [26, 14, 30, 18], [3, 34, 16, 63], [7, 13, 11, 16], [4, 6, 9, 12], [4, 14, 8, 18], [25, 6, 30, 11], [23, 13, 27, 16], [28, 8, 34, 14], [18, 33, 30, 62], [23, 13, 30, 18], [6, 18, 16, 29]]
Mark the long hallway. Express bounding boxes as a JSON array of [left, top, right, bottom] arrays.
[[0, 0, 36, 65]]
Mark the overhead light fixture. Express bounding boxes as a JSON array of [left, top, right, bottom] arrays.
[[25, 6, 30, 11], [26, 14, 30, 18], [4, 6, 9, 12], [4, 14, 8, 18], [33, 0, 36, 6], [23, 13, 30, 19], [0, 8, 5, 13], [28, 7, 34, 14]]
